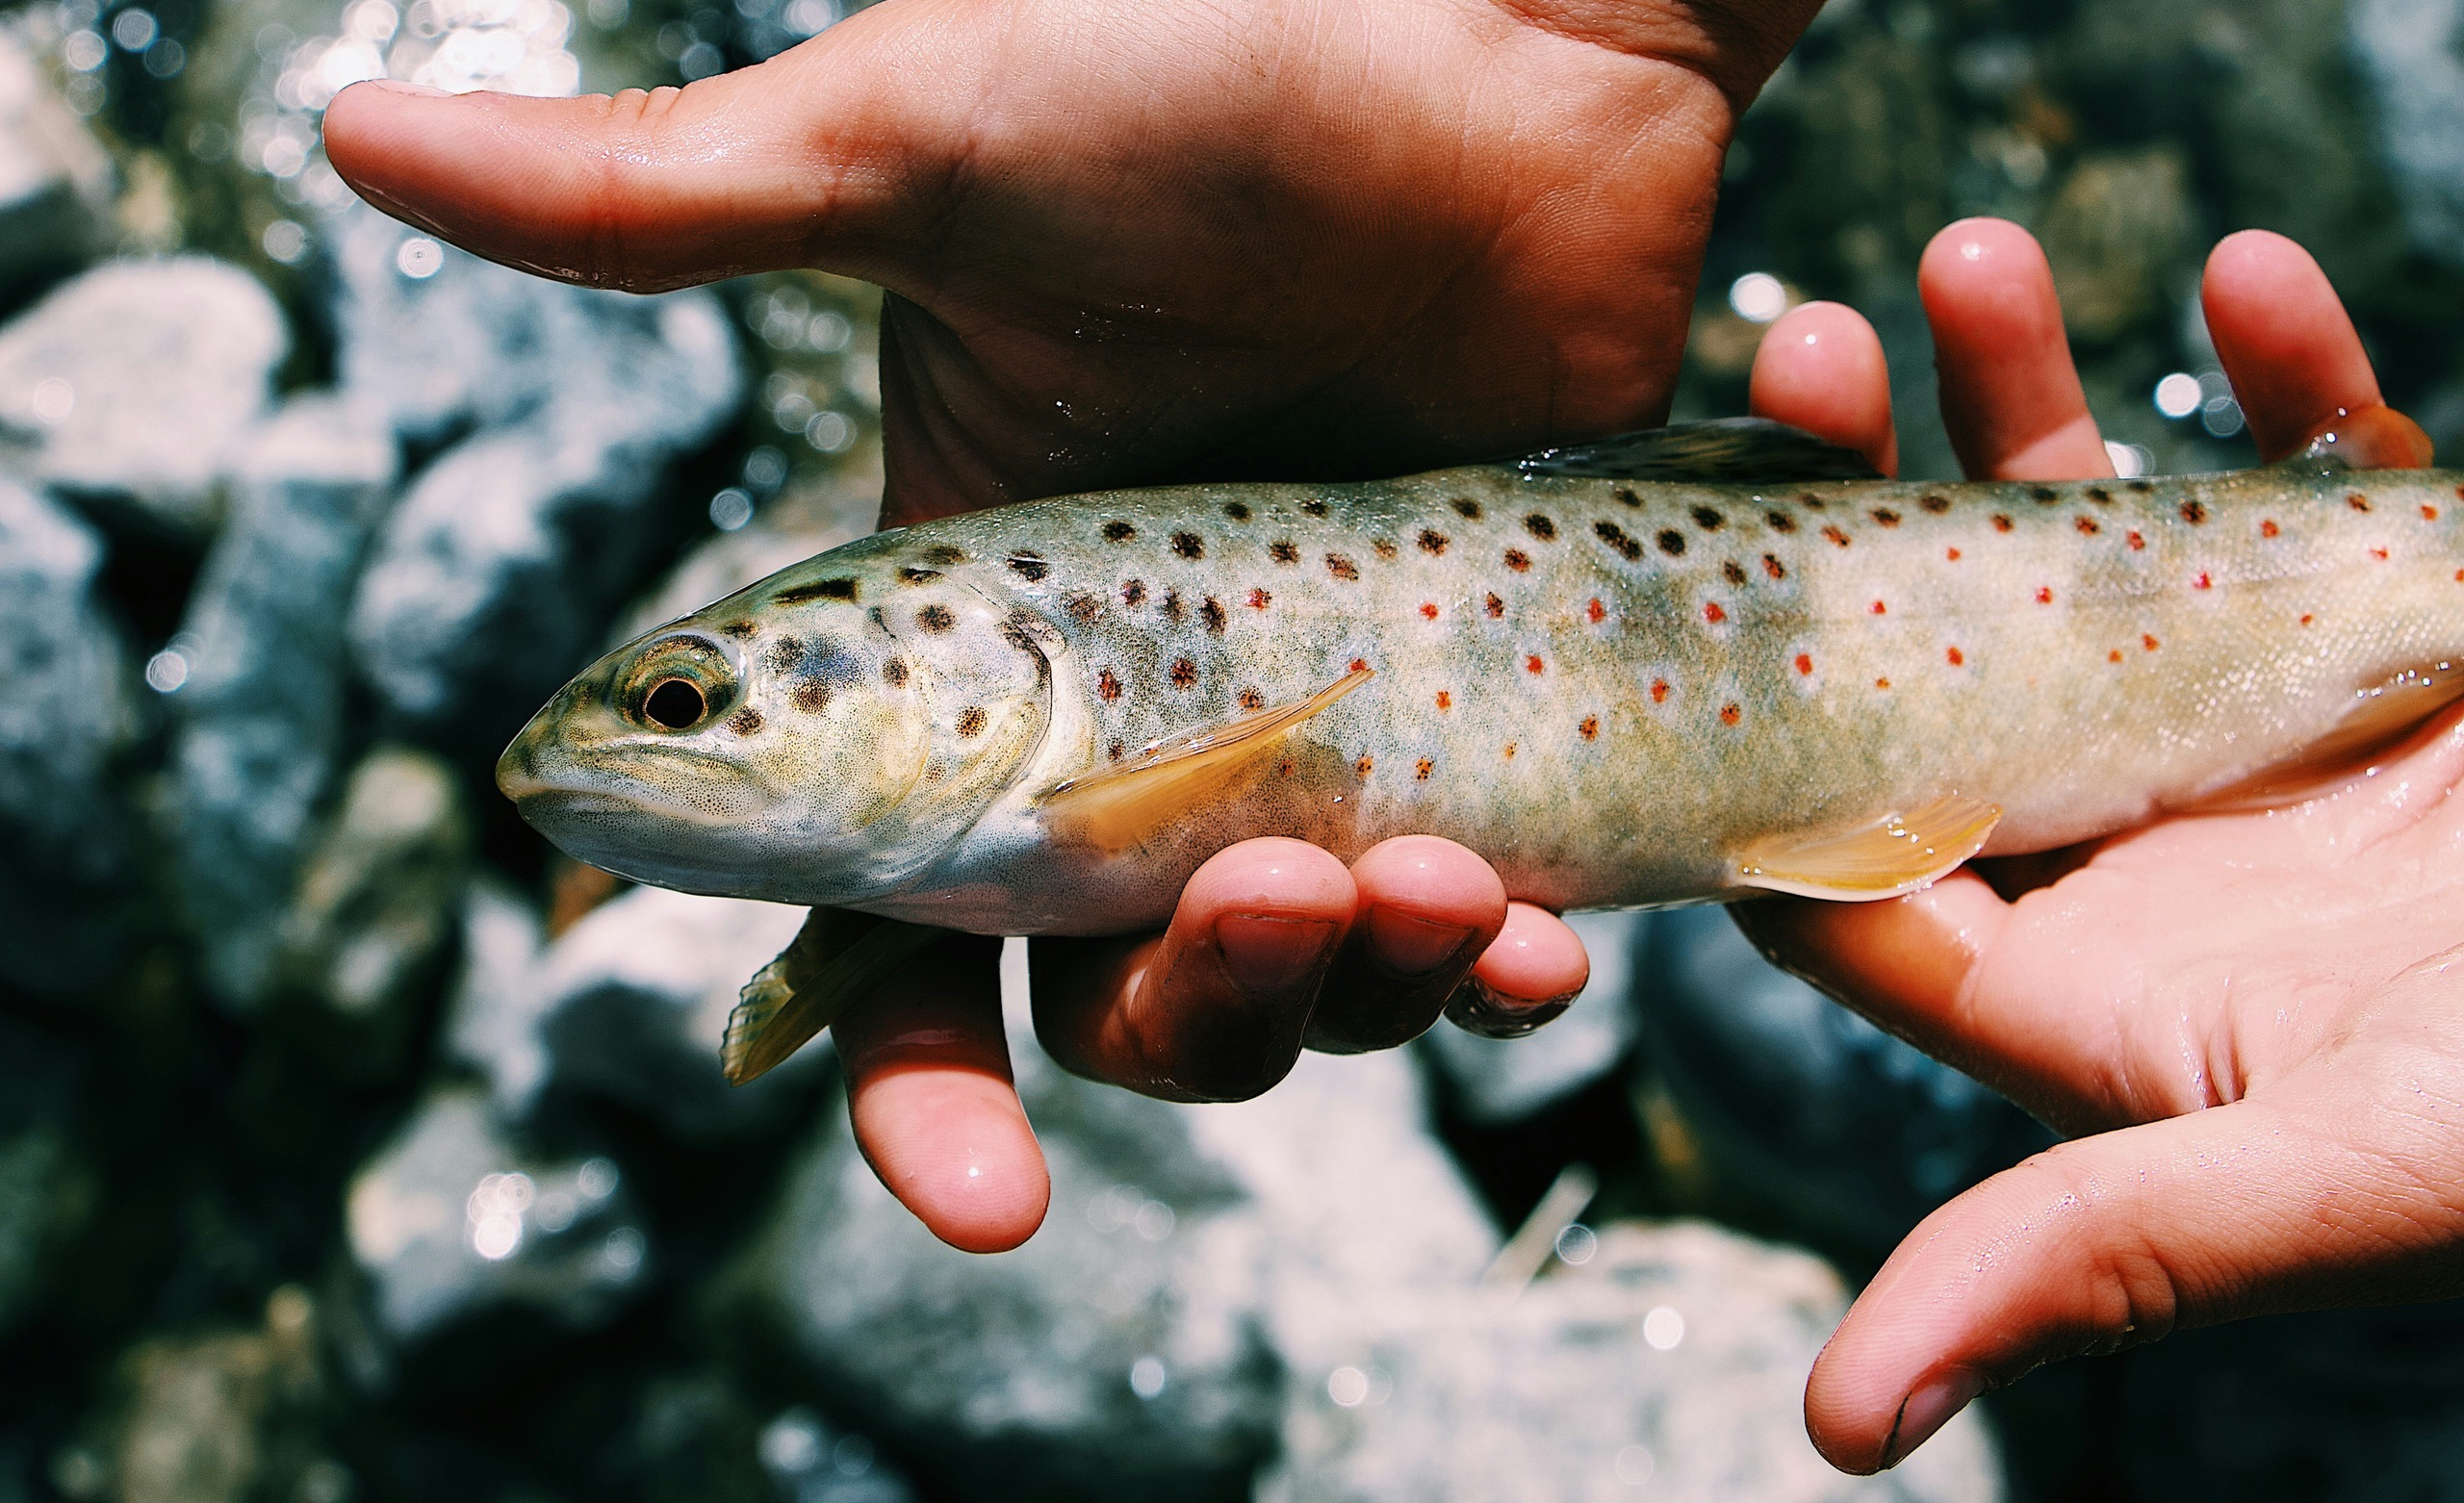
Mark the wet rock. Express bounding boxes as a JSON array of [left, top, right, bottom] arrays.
[[1634, 907, 2048, 1259], [81, 1287, 339, 1503], [0, 259, 287, 534], [2352, 0, 2464, 274], [612, 469, 882, 644], [1262, 1221, 2002, 1503], [755, 1405, 920, 1503], [731, 958, 1497, 1503], [1415, 910, 1648, 1125], [0, 471, 133, 997], [448, 884, 816, 1141], [168, 396, 396, 1006], [275, 744, 470, 1024], [0, 1014, 78, 1337], [0, 30, 111, 301], [343, 1089, 649, 1355]]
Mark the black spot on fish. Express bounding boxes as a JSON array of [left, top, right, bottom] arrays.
[[1006, 553, 1049, 581], [1918, 495, 1950, 514], [1300, 499, 1329, 517], [1102, 521, 1136, 543], [720, 619, 758, 638], [922, 545, 967, 566], [1616, 488, 1641, 508], [956, 706, 988, 737], [1108, 740, 1124, 761], [1419, 528, 1450, 555], [882, 658, 909, 688], [1270, 540, 1300, 564], [2086, 487, 2114, 505], [1690, 505, 1724, 531], [1373, 539, 1399, 560], [1172, 532, 1205, 559], [1527, 514, 1557, 541], [1097, 668, 1121, 701], [1122, 579, 1147, 607], [1595, 521, 1643, 561], [774, 577, 859, 604], [1223, 501, 1251, 522], [1453, 497, 1483, 519], [1169, 657, 1198, 690], [1239, 686, 1266, 711], [1722, 559, 1748, 587], [1503, 549, 1530, 572], [1485, 592, 1504, 617], [1065, 593, 1103, 624], [1200, 597, 1226, 634], [2181, 500, 2208, 524], [1761, 553, 1785, 579], [1798, 493, 1830, 511], [1870, 508, 1901, 527], [764, 637, 804, 674], [1328, 554, 1360, 580], [1656, 529, 1685, 556], [1162, 591, 1185, 624], [1991, 514, 2014, 532], [1765, 511, 1797, 534], [2126, 480, 2155, 494], [916, 604, 956, 633], [727, 705, 763, 735], [2030, 486, 2060, 504], [899, 567, 941, 585], [791, 681, 830, 713]]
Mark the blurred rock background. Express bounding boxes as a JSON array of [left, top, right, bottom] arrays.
[[3, 0, 2463, 1496]]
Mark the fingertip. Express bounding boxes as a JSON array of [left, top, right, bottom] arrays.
[[1179, 837, 1357, 922], [1461, 902, 1589, 1013], [2201, 230, 2385, 461], [1750, 301, 1899, 476], [1918, 218, 2110, 481], [1348, 836, 1507, 927], [850, 1064, 1051, 1254]]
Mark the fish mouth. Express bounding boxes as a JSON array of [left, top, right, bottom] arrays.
[[498, 742, 774, 826]]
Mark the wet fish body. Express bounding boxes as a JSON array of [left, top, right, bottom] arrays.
[[501, 426, 2464, 935]]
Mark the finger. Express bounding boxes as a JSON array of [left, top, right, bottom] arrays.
[[1304, 836, 1508, 1054], [2202, 230, 2430, 467], [1032, 840, 1352, 1102], [1919, 218, 2114, 481], [321, 18, 958, 293], [1748, 300, 1900, 476], [1805, 1019, 2464, 1472], [835, 931, 1050, 1254], [1443, 901, 1591, 1037]]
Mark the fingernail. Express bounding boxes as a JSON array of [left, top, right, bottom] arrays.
[[1214, 915, 1338, 995], [364, 78, 452, 98], [1441, 978, 1578, 1038], [1364, 907, 1474, 977], [1883, 1369, 1985, 1468]]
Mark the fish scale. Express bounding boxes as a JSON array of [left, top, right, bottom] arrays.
[[500, 425, 2464, 937]]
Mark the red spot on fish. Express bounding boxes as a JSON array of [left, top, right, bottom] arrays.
[[1704, 601, 1727, 624], [1946, 547, 1962, 561], [1587, 599, 1605, 624], [2426, 504, 2441, 521], [1794, 652, 1813, 675], [1823, 525, 1851, 548], [1946, 646, 1964, 666], [2372, 547, 2390, 561], [1169, 658, 1198, 689], [1875, 676, 1891, 690], [1356, 754, 1373, 777], [2194, 573, 2212, 589], [1762, 553, 1786, 579], [1992, 515, 2014, 533], [2035, 586, 2053, 604], [1349, 657, 1369, 673], [1526, 655, 1545, 675], [2261, 520, 2280, 538], [1096, 668, 1121, 701], [1420, 602, 1439, 620], [1415, 758, 1433, 780], [2301, 613, 2316, 625], [1436, 690, 1451, 710], [2109, 649, 2122, 663], [1238, 687, 1266, 711], [1278, 757, 1295, 777], [1504, 549, 1531, 573], [1869, 599, 1886, 615], [2143, 634, 2160, 650], [1485, 593, 1505, 618], [1504, 742, 1518, 759], [2076, 516, 2100, 535], [1720, 703, 1741, 726], [1578, 717, 1599, 740], [2349, 493, 2372, 512], [2127, 530, 2145, 550], [1247, 588, 1271, 609], [1650, 679, 1669, 703]]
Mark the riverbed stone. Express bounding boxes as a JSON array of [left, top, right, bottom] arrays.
[[0, 29, 111, 302]]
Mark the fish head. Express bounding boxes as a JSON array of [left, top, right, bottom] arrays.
[[499, 549, 1054, 904]]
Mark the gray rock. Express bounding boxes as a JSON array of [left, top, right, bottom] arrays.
[[275, 744, 470, 1023], [0, 1015, 76, 1337], [2352, 0, 2464, 273], [167, 397, 396, 1006], [1414, 910, 1648, 1124], [1635, 906, 2049, 1258], [343, 1088, 649, 1349], [82, 1288, 340, 1503], [0, 29, 111, 299], [756, 1407, 920, 1503], [448, 884, 817, 1140], [732, 953, 1498, 1502], [0, 258, 288, 533], [1261, 1221, 2002, 1503], [0, 471, 133, 996]]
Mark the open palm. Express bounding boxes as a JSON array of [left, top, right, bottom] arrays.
[[1737, 222, 2464, 1472]]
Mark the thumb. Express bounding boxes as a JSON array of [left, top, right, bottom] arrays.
[[322, 12, 973, 293], [1806, 1079, 2464, 1473]]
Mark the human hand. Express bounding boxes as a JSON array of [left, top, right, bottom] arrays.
[[323, 0, 1826, 1251], [1732, 219, 2464, 1472]]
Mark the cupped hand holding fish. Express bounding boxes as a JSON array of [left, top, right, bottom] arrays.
[[1741, 222, 2464, 1472], [322, 0, 1831, 1251]]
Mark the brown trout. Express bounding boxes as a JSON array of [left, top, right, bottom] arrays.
[[499, 420, 2464, 1073]]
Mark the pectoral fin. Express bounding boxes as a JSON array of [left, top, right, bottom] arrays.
[[723, 907, 943, 1085], [1040, 667, 1373, 853], [1731, 794, 2002, 902]]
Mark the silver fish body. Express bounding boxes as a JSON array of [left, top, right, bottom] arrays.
[[501, 446, 2464, 935]]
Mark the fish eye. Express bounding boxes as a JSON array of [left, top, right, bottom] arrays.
[[644, 677, 709, 730]]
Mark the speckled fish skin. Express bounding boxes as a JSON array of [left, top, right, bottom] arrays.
[[500, 455, 2464, 934]]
